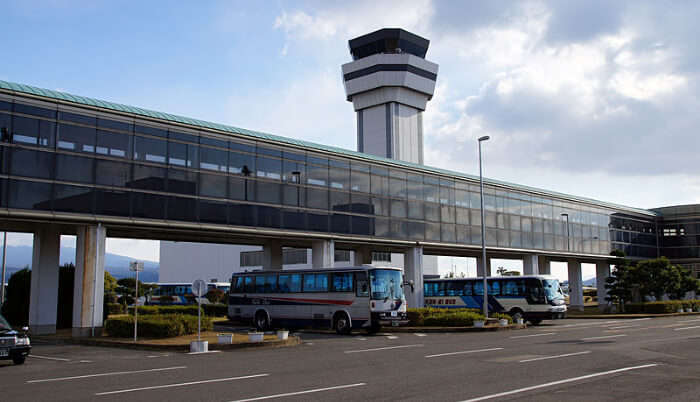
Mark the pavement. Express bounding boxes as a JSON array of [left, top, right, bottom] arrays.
[[1, 315, 699, 401]]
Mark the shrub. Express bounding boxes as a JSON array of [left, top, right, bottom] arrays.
[[422, 310, 485, 327], [205, 289, 226, 304], [203, 304, 228, 317], [107, 303, 125, 316], [625, 300, 688, 314], [105, 314, 212, 338], [1, 268, 31, 326], [492, 313, 513, 324], [128, 305, 202, 316]]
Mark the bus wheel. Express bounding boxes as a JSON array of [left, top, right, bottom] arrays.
[[509, 309, 524, 322], [255, 311, 269, 331], [334, 312, 351, 335]]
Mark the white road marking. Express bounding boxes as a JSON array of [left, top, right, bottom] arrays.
[[345, 344, 423, 354], [510, 332, 556, 339], [630, 318, 652, 321], [425, 347, 503, 359], [608, 325, 640, 330], [415, 333, 427, 337], [459, 363, 658, 402], [186, 350, 221, 355], [674, 325, 700, 331], [386, 336, 399, 340], [29, 355, 70, 362], [678, 318, 700, 323], [27, 366, 187, 383], [229, 383, 366, 402], [95, 373, 269, 396], [518, 351, 592, 363], [356, 337, 367, 341], [581, 334, 627, 341]]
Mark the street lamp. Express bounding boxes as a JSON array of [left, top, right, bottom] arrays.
[[478, 135, 490, 317], [560, 213, 570, 251]]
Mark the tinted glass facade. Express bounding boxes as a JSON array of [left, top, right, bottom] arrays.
[[0, 95, 661, 258]]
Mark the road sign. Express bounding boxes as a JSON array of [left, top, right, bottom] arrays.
[[129, 261, 144, 272], [192, 279, 207, 297]]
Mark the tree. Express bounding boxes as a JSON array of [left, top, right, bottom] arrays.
[[116, 277, 156, 306], [1, 267, 31, 326], [605, 251, 634, 311], [496, 267, 507, 276], [635, 257, 685, 301], [673, 266, 700, 300], [205, 288, 225, 304], [56, 263, 75, 329]]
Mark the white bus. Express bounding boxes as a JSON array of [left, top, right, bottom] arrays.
[[229, 266, 411, 334], [424, 275, 566, 324]]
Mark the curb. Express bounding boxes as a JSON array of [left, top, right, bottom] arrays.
[[566, 312, 700, 319], [297, 324, 527, 335], [32, 336, 301, 352]]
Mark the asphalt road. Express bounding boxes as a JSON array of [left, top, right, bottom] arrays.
[[1, 316, 699, 401]]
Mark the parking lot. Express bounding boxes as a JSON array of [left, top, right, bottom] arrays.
[[1, 316, 699, 401]]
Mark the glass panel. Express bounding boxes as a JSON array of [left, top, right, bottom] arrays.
[[303, 273, 329, 292], [307, 164, 327, 186], [200, 172, 227, 198], [135, 124, 167, 138], [200, 146, 228, 172], [96, 130, 131, 158], [278, 274, 302, 293], [11, 148, 54, 179], [8, 180, 52, 210], [391, 199, 407, 218], [132, 192, 166, 219], [95, 189, 129, 216], [332, 273, 353, 292], [371, 197, 389, 216], [257, 181, 281, 204], [14, 103, 56, 119], [408, 200, 424, 220], [425, 203, 440, 222], [330, 190, 350, 212], [257, 205, 281, 228], [283, 160, 304, 183], [130, 164, 166, 191], [52, 184, 93, 213], [229, 204, 257, 226], [408, 221, 425, 240], [58, 123, 95, 153], [330, 167, 349, 189], [256, 156, 282, 180], [283, 209, 306, 230], [168, 196, 197, 222], [134, 136, 166, 163], [229, 176, 255, 201], [98, 118, 132, 132], [168, 141, 197, 167], [426, 222, 440, 241], [351, 215, 372, 235], [307, 187, 328, 210], [331, 213, 350, 233], [307, 212, 328, 232], [229, 151, 255, 175], [442, 224, 456, 243], [12, 116, 55, 147], [59, 111, 95, 126], [351, 170, 369, 193], [55, 154, 94, 184], [199, 200, 228, 224], [96, 159, 130, 187], [167, 168, 198, 195]]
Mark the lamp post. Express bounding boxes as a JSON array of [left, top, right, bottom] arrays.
[[0, 232, 7, 305], [478, 135, 490, 317], [292, 171, 301, 207], [561, 213, 570, 251]]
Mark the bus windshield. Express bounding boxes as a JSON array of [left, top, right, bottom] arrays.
[[369, 269, 404, 301], [543, 279, 564, 300]]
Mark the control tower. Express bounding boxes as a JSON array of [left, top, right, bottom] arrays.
[[342, 28, 438, 165]]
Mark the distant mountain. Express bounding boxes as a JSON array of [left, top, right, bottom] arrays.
[[0, 245, 159, 282]]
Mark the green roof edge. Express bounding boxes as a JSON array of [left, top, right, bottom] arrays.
[[0, 79, 656, 217]]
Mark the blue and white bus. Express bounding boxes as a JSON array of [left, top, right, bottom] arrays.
[[149, 282, 230, 305], [229, 266, 410, 334], [424, 275, 566, 324]]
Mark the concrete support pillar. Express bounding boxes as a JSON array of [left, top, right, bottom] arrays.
[[538, 255, 551, 275], [29, 226, 61, 335], [262, 240, 283, 271], [523, 254, 539, 275], [72, 225, 106, 337], [567, 259, 584, 311], [404, 246, 424, 308], [355, 246, 372, 265], [476, 256, 491, 277], [596, 261, 611, 312], [311, 240, 334, 268]]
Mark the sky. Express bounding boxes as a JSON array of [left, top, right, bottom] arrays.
[[1, 1, 698, 274]]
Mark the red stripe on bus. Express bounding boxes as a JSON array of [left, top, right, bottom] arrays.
[[268, 297, 354, 306]]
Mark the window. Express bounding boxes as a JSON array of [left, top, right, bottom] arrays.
[[98, 118, 132, 133], [463, 281, 473, 295], [446, 281, 463, 296], [95, 159, 130, 187], [10, 148, 54, 179], [8, 180, 52, 210], [240, 251, 262, 267], [307, 163, 327, 186], [12, 116, 54, 147], [503, 279, 525, 296], [135, 124, 167, 138], [200, 172, 227, 198], [229, 151, 255, 175], [334, 250, 351, 262], [255, 275, 277, 293], [351, 170, 369, 193], [372, 251, 391, 262], [283, 249, 308, 265], [55, 154, 94, 184], [200, 146, 228, 172], [96, 130, 131, 158], [168, 141, 197, 167], [303, 273, 329, 292], [134, 136, 166, 163], [488, 280, 501, 296], [14, 103, 56, 119], [244, 276, 255, 293], [332, 272, 353, 292], [355, 272, 369, 297], [233, 277, 245, 293], [278, 274, 302, 293], [256, 156, 282, 180], [58, 123, 95, 153], [131, 164, 166, 191]]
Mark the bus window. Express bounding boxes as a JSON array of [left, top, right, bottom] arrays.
[[233, 277, 245, 293], [474, 281, 484, 295], [488, 280, 501, 296], [463, 281, 473, 295], [447, 281, 463, 296], [503, 278, 525, 296], [303, 273, 329, 292], [244, 276, 254, 293], [437, 282, 446, 296], [263, 274, 278, 293], [424, 282, 437, 297], [332, 273, 353, 292], [526, 278, 545, 302], [356, 272, 369, 297], [255, 275, 266, 293], [278, 274, 301, 293]]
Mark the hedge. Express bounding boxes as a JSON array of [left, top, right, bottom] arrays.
[[105, 314, 213, 338], [625, 300, 699, 314], [408, 308, 485, 327], [203, 304, 228, 317], [492, 313, 513, 324], [107, 303, 126, 315], [128, 305, 202, 316]]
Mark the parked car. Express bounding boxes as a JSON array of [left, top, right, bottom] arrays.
[[0, 314, 31, 365]]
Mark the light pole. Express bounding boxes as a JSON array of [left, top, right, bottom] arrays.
[[1, 232, 7, 305], [561, 213, 570, 251], [478, 135, 490, 317]]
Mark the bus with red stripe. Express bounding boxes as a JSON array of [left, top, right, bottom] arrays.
[[229, 266, 411, 334]]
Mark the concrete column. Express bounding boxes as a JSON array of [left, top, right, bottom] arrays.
[[596, 261, 611, 312], [311, 240, 334, 268], [72, 225, 106, 337], [567, 259, 584, 311], [354, 246, 372, 265], [476, 256, 491, 277], [262, 240, 283, 271], [29, 226, 60, 335], [523, 254, 539, 275], [404, 246, 424, 308], [538, 255, 551, 275]]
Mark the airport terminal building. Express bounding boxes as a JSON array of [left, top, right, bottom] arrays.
[[0, 29, 697, 335]]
